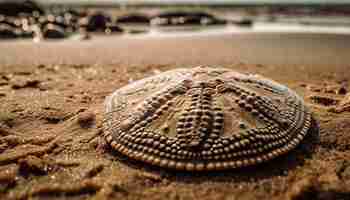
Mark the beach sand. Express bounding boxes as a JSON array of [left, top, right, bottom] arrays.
[[0, 32, 350, 199]]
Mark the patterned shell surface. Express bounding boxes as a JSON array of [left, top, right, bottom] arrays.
[[103, 67, 314, 171]]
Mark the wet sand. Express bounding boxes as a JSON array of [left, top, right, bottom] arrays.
[[1, 32, 350, 67], [0, 32, 350, 200]]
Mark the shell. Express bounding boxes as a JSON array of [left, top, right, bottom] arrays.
[[103, 67, 316, 171]]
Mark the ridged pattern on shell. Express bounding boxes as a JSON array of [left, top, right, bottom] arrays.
[[103, 67, 315, 171]]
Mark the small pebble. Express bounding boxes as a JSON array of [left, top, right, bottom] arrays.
[[78, 111, 96, 128]]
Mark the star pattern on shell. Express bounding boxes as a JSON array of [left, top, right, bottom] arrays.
[[103, 67, 316, 171]]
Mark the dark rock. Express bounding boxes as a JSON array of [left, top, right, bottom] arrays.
[[116, 14, 150, 24], [42, 23, 66, 39], [0, 23, 18, 39], [234, 18, 254, 27], [86, 12, 111, 32], [0, 0, 44, 17]]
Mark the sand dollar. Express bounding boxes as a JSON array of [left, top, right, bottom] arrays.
[[103, 66, 317, 171]]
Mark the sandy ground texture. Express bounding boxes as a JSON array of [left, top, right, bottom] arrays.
[[1, 33, 350, 200]]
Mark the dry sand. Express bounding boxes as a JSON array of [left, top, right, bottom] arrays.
[[0, 32, 350, 200]]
